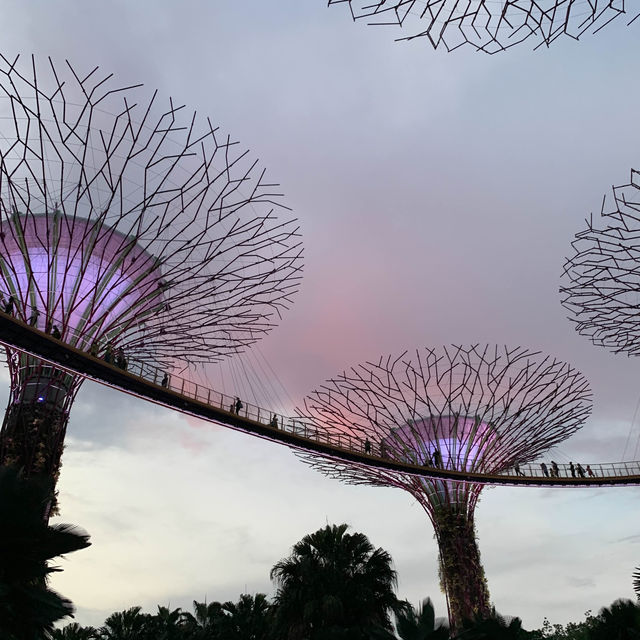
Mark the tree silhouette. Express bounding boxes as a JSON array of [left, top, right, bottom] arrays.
[[396, 598, 450, 640], [0, 466, 90, 639], [271, 523, 407, 639], [588, 599, 640, 640]]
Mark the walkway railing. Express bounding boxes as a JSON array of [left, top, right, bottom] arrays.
[[0, 304, 639, 487]]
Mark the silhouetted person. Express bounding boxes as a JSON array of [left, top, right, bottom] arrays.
[[364, 438, 371, 454], [577, 463, 585, 478], [514, 463, 524, 476], [270, 414, 279, 429], [586, 464, 594, 477], [433, 448, 442, 468], [540, 462, 549, 477], [51, 325, 61, 339], [104, 343, 113, 364], [29, 307, 39, 327], [234, 397, 243, 415], [90, 341, 99, 357], [161, 372, 169, 387], [380, 440, 386, 457], [569, 461, 575, 478], [4, 295, 14, 314], [551, 461, 559, 477]]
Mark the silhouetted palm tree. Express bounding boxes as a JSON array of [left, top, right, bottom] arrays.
[[454, 608, 528, 639], [148, 605, 191, 640], [0, 465, 90, 639], [218, 593, 273, 639], [271, 523, 407, 640], [99, 606, 153, 640], [51, 622, 99, 639], [588, 599, 640, 640], [633, 567, 640, 601], [396, 598, 450, 640], [182, 600, 226, 638]]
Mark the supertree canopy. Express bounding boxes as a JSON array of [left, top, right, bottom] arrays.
[[329, 0, 639, 53], [297, 345, 591, 628], [0, 54, 303, 495], [561, 169, 640, 356]]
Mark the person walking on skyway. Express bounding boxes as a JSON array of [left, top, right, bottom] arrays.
[[551, 461, 559, 477], [29, 307, 39, 327], [234, 397, 243, 415], [4, 296, 14, 315], [540, 462, 549, 477]]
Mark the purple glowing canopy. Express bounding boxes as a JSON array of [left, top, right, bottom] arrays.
[[0, 213, 163, 351], [384, 415, 495, 473], [0, 54, 303, 368], [297, 345, 593, 486]]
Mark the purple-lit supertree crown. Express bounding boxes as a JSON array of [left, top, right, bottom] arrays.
[[297, 345, 591, 628], [0, 54, 303, 493], [329, 0, 637, 53], [561, 169, 640, 356]]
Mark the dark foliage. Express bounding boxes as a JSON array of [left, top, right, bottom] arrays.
[[0, 465, 90, 639]]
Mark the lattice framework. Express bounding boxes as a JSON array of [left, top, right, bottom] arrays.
[[0, 54, 302, 498], [329, 0, 639, 53], [297, 344, 591, 628], [561, 169, 640, 356]]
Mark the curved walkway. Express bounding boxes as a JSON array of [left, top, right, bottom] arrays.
[[0, 310, 638, 488]]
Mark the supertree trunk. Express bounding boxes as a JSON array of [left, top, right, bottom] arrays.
[[0, 351, 82, 514], [433, 506, 490, 631]]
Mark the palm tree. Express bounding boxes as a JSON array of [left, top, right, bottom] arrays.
[[0, 465, 91, 639], [147, 606, 191, 640], [218, 593, 273, 639], [99, 606, 153, 640], [51, 622, 99, 639], [182, 600, 226, 638], [454, 608, 528, 639], [270, 523, 407, 640], [633, 567, 640, 601], [588, 599, 640, 640], [395, 598, 450, 640]]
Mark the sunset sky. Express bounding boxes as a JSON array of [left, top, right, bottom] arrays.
[[1, 0, 640, 630]]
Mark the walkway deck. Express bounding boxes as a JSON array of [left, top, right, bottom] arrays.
[[0, 311, 637, 488]]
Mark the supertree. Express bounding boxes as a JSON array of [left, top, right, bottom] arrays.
[[561, 168, 640, 356], [0, 54, 303, 504], [328, 0, 639, 53], [297, 345, 591, 629]]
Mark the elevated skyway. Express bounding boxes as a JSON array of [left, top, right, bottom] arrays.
[[0, 310, 638, 488]]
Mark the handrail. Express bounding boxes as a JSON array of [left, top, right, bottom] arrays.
[[0, 308, 638, 488]]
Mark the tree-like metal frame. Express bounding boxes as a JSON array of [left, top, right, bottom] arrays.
[[561, 169, 640, 356], [329, 0, 638, 53], [297, 344, 591, 628], [0, 54, 303, 493]]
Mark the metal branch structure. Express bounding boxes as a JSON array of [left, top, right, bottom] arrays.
[[0, 54, 303, 500], [561, 169, 640, 356], [329, 0, 639, 53], [297, 345, 591, 629]]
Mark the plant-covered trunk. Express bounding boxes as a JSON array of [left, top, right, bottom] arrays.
[[0, 352, 82, 516], [433, 507, 490, 632]]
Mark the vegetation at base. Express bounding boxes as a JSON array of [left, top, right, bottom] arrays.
[[48, 596, 640, 639], [0, 465, 91, 639], [3, 515, 639, 639]]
